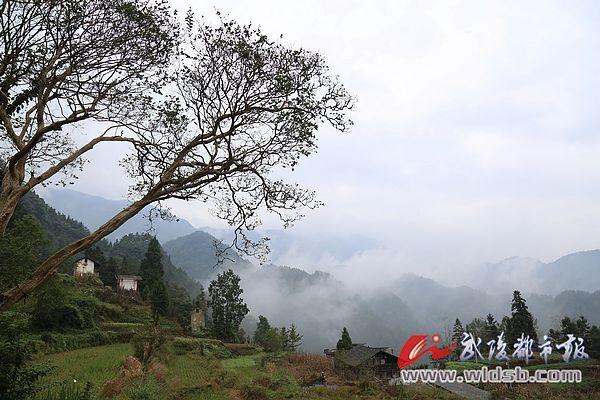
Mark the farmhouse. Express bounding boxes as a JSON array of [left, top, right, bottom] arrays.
[[73, 257, 98, 276], [333, 344, 399, 379], [116, 275, 142, 291]]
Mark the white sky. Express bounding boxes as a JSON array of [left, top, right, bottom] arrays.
[[67, 0, 600, 280]]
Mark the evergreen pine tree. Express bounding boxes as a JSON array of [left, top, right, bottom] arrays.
[[139, 238, 165, 300], [194, 285, 207, 311], [139, 238, 169, 324], [574, 316, 591, 339], [484, 313, 500, 342], [500, 315, 511, 334], [279, 326, 289, 351], [508, 290, 537, 344], [287, 324, 303, 352], [336, 327, 352, 351], [254, 315, 272, 346], [451, 318, 464, 343], [149, 281, 169, 324]]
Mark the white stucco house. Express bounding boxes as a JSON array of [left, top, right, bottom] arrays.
[[116, 275, 142, 292], [73, 257, 97, 276]]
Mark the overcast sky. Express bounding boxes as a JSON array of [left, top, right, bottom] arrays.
[[63, 1, 600, 283]]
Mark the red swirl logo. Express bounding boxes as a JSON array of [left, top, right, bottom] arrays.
[[397, 334, 457, 368]]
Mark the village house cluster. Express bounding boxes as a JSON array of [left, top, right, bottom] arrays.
[[73, 257, 206, 329], [73, 257, 141, 292]]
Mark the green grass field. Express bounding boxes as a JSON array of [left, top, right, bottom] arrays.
[[36, 342, 598, 400], [38, 342, 133, 390]]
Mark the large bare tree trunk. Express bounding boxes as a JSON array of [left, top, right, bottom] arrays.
[[0, 198, 149, 311], [0, 159, 27, 237]]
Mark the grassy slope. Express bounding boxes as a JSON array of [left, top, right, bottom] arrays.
[[39, 343, 132, 389], [38, 343, 462, 400]]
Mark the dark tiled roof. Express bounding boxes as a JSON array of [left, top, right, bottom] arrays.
[[339, 345, 394, 367]]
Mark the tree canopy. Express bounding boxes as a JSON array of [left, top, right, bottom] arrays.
[[208, 269, 249, 342], [507, 290, 537, 343], [336, 327, 352, 351], [0, 4, 353, 311]]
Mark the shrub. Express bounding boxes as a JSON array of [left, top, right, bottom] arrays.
[[32, 276, 95, 331], [0, 311, 50, 399], [102, 355, 143, 398], [171, 337, 201, 355], [132, 329, 167, 366], [241, 383, 268, 400], [38, 331, 133, 354], [170, 337, 233, 358], [224, 343, 261, 356], [282, 353, 334, 385]]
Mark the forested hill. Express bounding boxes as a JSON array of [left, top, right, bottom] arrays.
[[101, 233, 203, 297], [163, 231, 252, 281], [16, 190, 202, 297], [41, 188, 196, 242], [21, 190, 90, 250]]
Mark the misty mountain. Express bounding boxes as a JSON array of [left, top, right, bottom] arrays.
[[536, 250, 600, 295], [471, 256, 544, 295], [39, 188, 196, 242], [238, 265, 416, 352], [25, 188, 600, 351], [198, 226, 377, 266], [390, 273, 600, 335], [528, 290, 600, 330], [465, 253, 600, 297], [162, 231, 252, 281], [391, 273, 509, 330]]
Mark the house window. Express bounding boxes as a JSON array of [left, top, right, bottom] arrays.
[[380, 359, 385, 365]]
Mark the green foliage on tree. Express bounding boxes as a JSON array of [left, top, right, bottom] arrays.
[[466, 317, 486, 340], [208, 269, 249, 342], [507, 290, 537, 343], [139, 238, 169, 324], [32, 276, 90, 331], [149, 281, 169, 325], [139, 238, 164, 297], [253, 315, 301, 352], [287, 324, 303, 352], [254, 315, 271, 346], [589, 325, 600, 359], [336, 327, 352, 351], [262, 327, 284, 352], [167, 284, 194, 331], [500, 315, 511, 333], [84, 246, 118, 288], [103, 233, 203, 297], [19, 191, 90, 253], [0, 213, 47, 292], [484, 314, 500, 342], [0, 311, 49, 399], [194, 285, 208, 311], [451, 318, 464, 343]]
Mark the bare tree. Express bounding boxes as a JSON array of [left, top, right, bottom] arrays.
[[0, 11, 354, 310], [0, 0, 178, 235]]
